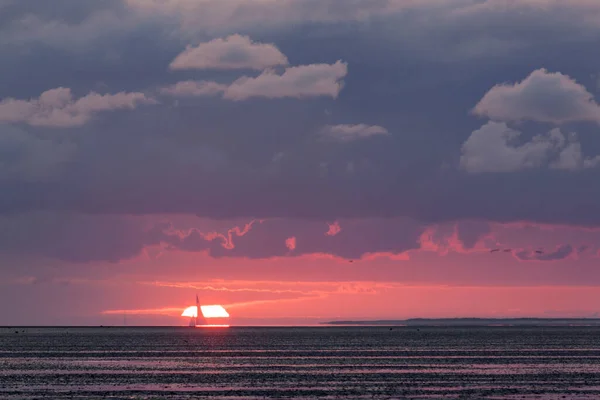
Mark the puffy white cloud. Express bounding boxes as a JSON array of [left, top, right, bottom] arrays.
[[0, 125, 76, 181], [473, 68, 600, 124], [319, 124, 389, 142], [169, 35, 288, 70], [0, 87, 155, 127], [224, 60, 347, 100], [460, 121, 600, 173], [551, 140, 600, 171], [162, 61, 348, 100]]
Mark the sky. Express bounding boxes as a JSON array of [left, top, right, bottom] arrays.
[[2, 0, 600, 325]]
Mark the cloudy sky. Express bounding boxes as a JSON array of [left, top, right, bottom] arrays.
[[2, 0, 600, 325]]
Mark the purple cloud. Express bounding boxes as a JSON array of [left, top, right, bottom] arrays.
[[515, 245, 574, 262]]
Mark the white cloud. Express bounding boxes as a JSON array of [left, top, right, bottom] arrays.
[[162, 61, 348, 100], [0, 87, 155, 127], [224, 61, 347, 100], [0, 125, 76, 181], [320, 124, 389, 142], [473, 68, 600, 124], [460, 121, 600, 173], [551, 140, 600, 171], [160, 81, 227, 97], [170, 35, 288, 70]]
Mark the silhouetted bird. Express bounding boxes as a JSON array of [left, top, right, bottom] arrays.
[[535, 250, 543, 254]]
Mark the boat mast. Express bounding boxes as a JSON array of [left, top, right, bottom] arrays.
[[195, 294, 200, 326]]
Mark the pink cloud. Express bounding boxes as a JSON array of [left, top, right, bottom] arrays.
[[325, 221, 341, 236], [285, 236, 297, 251], [418, 221, 492, 255]]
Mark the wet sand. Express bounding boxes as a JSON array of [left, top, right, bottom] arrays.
[[1, 326, 600, 399]]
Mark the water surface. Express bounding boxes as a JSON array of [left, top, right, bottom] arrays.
[[2, 326, 600, 399]]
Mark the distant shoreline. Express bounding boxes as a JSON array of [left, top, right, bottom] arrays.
[[322, 318, 600, 326]]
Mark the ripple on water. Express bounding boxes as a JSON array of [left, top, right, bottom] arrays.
[[2, 326, 600, 399]]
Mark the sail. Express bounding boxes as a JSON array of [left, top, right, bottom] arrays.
[[195, 294, 207, 326]]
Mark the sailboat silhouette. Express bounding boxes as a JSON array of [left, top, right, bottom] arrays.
[[189, 294, 208, 327]]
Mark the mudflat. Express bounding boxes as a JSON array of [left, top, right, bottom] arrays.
[[1, 326, 600, 399]]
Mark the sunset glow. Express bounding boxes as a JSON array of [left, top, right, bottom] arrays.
[[5, 1, 600, 329], [196, 324, 230, 328]]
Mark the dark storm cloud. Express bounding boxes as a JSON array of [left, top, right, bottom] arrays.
[[0, 0, 124, 27], [0, 210, 590, 264], [192, 218, 424, 260], [0, 125, 76, 181], [0, 212, 150, 263], [2, 0, 600, 229], [0, 213, 425, 263], [515, 245, 575, 262], [455, 221, 491, 250]]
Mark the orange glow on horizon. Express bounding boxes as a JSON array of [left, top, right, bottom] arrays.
[[196, 324, 230, 328]]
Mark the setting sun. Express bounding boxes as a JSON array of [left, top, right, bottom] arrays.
[[181, 306, 197, 318], [201, 305, 230, 318], [181, 305, 229, 318]]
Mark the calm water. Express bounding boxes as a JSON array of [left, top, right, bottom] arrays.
[[2, 326, 600, 399]]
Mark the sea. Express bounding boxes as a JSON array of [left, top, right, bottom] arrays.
[[2, 326, 600, 399]]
